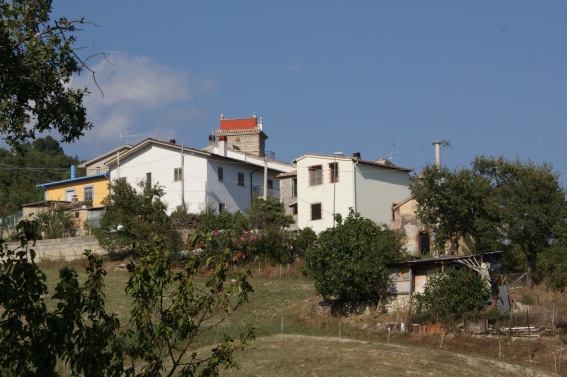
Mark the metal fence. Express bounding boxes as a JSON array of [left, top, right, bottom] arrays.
[[0, 211, 23, 232]]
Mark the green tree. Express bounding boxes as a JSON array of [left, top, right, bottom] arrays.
[[36, 205, 78, 238], [0, 221, 123, 376], [124, 235, 254, 375], [95, 179, 179, 256], [473, 157, 567, 283], [291, 226, 317, 259], [1, 220, 254, 376], [247, 197, 294, 264], [247, 197, 293, 230], [1, 0, 94, 147], [412, 157, 567, 285], [0, 136, 80, 216], [414, 268, 490, 328], [411, 164, 499, 255], [303, 210, 406, 303]]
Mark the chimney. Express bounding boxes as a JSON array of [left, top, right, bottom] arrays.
[[352, 152, 361, 159], [169, 139, 176, 144], [208, 135, 215, 146], [218, 136, 227, 156], [71, 165, 76, 179]]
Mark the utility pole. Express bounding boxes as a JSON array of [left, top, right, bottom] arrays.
[[333, 152, 343, 227]]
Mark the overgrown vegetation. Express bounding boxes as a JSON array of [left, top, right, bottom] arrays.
[[95, 178, 181, 257], [0, 136, 81, 217], [411, 156, 567, 289], [413, 268, 491, 328]]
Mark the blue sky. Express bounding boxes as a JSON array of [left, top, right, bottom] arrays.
[[50, 1, 566, 182]]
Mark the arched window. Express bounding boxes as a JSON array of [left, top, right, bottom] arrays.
[[419, 231, 430, 256]]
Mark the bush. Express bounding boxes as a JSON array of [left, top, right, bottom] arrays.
[[303, 210, 406, 303], [414, 268, 490, 327]]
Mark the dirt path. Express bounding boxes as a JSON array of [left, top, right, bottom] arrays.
[[228, 334, 558, 377]]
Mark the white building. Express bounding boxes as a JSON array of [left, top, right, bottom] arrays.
[[106, 115, 294, 215], [289, 152, 412, 233]]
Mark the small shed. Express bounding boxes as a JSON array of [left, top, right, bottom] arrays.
[[387, 251, 510, 313]]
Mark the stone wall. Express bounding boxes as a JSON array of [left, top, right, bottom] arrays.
[[4, 235, 105, 262]]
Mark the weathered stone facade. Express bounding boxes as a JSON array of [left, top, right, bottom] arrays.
[[215, 129, 267, 156], [392, 197, 431, 257]]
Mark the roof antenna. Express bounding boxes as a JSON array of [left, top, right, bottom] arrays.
[[389, 142, 401, 161], [121, 128, 137, 145]]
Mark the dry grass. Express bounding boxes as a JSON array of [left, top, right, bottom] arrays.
[[36, 258, 567, 376]]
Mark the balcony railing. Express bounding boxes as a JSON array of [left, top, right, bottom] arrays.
[[252, 185, 280, 200]]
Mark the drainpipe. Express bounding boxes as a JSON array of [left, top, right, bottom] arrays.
[[181, 141, 185, 206], [263, 158, 268, 200], [353, 159, 359, 212]]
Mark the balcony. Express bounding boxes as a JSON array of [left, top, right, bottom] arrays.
[[252, 185, 280, 200]]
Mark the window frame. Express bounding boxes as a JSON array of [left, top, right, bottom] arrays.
[[238, 172, 245, 187], [311, 203, 322, 221], [218, 166, 224, 181], [309, 165, 323, 186], [83, 185, 94, 202], [329, 162, 339, 183], [174, 167, 183, 181], [292, 178, 298, 198]]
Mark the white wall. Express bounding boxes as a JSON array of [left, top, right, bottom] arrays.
[[110, 143, 209, 214], [295, 155, 410, 233], [109, 142, 287, 215], [354, 164, 411, 226], [296, 155, 356, 233]]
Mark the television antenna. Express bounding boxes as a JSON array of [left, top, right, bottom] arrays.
[[120, 128, 138, 145], [389, 142, 401, 160]]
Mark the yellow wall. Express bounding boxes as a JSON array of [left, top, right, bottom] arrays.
[[45, 176, 110, 206]]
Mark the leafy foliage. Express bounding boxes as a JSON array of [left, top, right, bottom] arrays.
[[0, 221, 123, 376], [124, 235, 254, 375], [411, 164, 498, 254], [414, 268, 490, 327], [411, 156, 567, 285], [0, 0, 93, 147], [303, 210, 406, 303], [247, 197, 293, 230], [96, 179, 180, 256], [0, 136, 80, 216], [35, 205, 78, 238], [2, 219, 254, 376]]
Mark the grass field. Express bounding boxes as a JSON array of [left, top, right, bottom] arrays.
[[38, 259, 567, 376]]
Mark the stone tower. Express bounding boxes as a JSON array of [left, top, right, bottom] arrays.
[[215, 113, 268, 157]]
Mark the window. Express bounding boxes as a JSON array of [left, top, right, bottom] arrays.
[[309, 165, 323, 186], [84, 186, 94, 202], [311, 203, 322, 220], [238, 172, 245, 186], [291, 203, 298, 215], [218, 166, 224, 181], [65, 189, 76, 202], [267, 179, 273, 189], [219, 203, 226, 213], [174, 167, 183, 181], [146, 172, 152, 189], [329, 162, 339, 183], [292, 178, 298, 198]]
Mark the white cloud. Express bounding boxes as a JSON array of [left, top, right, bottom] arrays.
[[70, 53, 217, 149]]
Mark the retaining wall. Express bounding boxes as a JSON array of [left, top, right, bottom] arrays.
[[4, 235, 105, 262]]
